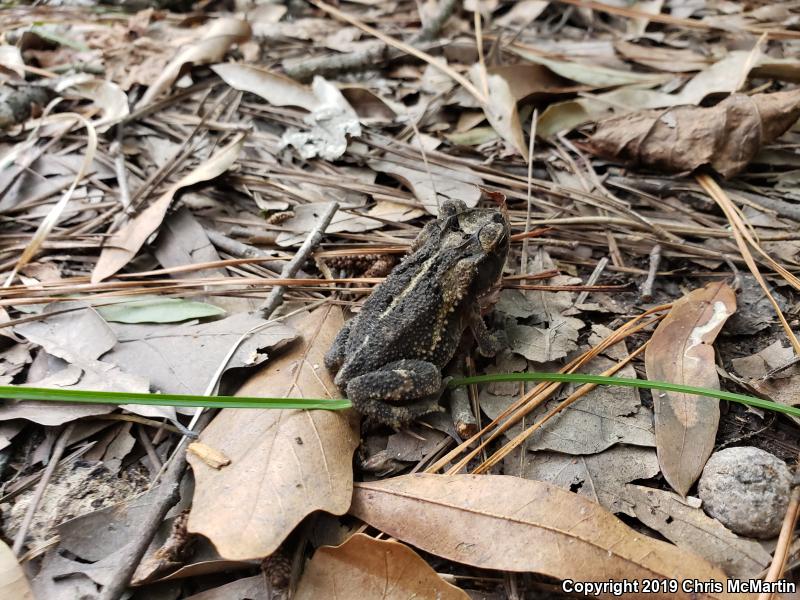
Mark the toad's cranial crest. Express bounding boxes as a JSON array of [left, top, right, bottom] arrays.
[[324, 199, 510, 428]]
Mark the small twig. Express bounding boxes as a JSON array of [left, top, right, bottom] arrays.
[[12, 423, 74, 556], [757, 482, 800, 600], [639, 243, 662, 302], [575, 256, 609, 306], [520, 108, 538, 277], [136, 425, 163, 475], [308, 1, 486, 104], [257, 202, 339, 318], [97, 415, 210, 600], [205, 229, 285, 272], [112, 124, 131, 211], [283, 0, 457, 80]]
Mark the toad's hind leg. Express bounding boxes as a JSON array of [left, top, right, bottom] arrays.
[[345, 359, 441, 403], [346, 359, 444, 427], [354, 397, 444, 430]]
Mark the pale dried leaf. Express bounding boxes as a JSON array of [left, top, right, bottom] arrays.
[[0, 538, 34, 600], [510, 50, 669, 87], [731, 341, 800, 422], [469, 64, 528, 159], [481, 355, 654, 454], [645, 282, 736, 496], [627, 485, 772, 578], [673, 50, 756, 105], [368, 159, 482, 216], [489, 63, 586, 101], [0, 46, 25, 79], [59, 77, 130, 131], [296, 534, 468, 600], [187, 305, 359, 559], [183, 576, 266, 600], [211, 62, 318, 110], [494, 0, 549, 27], [14, 301, 117, 365], [7, 113, 97, 284], [280, 77, 361, 160], [136, 17, 251, 108], [92, 134, 245, 283], [505, 318, 580, 363], [351, 474, 745, 599], [102, 312, 296, 395], [187, 441, 231, 469], [614, 40, 711, 73]]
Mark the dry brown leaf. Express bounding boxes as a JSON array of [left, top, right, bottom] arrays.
[[368, 159, 482, 216], [187, 305, 359, 560], [6, 113, 97, 285], [469, 64, 528, 159], [136, 18, 251, 108], [295, 534, 468, 600], [92, 134, 245, 283], [626, 485, 772, 579], [645, 282, 736, 496], [0, 46, 25, 80], [58, 76, 130, 131], [211, 63, 318, 111], [732, 341, 800, 423], [585, 90, 800, 178], [488, 64, 586, 102], [613, 40, 711, 73], [351, 474, 750, 600], [0, 539, 34, 600]]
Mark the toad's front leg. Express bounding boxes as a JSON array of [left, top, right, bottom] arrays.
[[345, 359, 444, 428]]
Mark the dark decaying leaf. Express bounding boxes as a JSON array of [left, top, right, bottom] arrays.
[[585, 89, 800, 178]]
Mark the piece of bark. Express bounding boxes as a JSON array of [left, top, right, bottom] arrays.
[[585, 89, 800, 178]]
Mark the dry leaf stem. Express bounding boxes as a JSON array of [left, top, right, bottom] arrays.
[[426, 306, 669, 474], [758, 483, 800, 600], [473, 341, 650, 473], [697, 174, 800, 354], [11, 423, 74, 556]]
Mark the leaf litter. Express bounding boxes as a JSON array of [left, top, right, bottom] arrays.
[[1, 0, 800, 597]]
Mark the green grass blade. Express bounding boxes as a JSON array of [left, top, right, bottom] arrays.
[[449, 372, 800, 419], [4, 374, 795, 419], [0, 385, 351, 411]]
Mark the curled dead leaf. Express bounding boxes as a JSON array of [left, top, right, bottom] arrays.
[[469, 64, 528, 159], [136, 18, 251, 108], [187, 442, 230, 469], [585, 89, 800, 178], [92, 134, 245, 283], [645, 282, 736, 496]]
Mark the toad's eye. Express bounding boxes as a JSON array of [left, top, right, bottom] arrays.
[[478, 222, 505, 252]]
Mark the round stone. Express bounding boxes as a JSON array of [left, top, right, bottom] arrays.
[[698, 447, 792, 539]]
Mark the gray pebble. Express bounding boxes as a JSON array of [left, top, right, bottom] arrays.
[[698, 447, 792, 539]]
